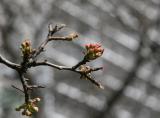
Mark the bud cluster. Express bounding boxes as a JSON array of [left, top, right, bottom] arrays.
[[84, 43, 104, 60], [15, 98, 41, 116], [20, 40, 32, 58]]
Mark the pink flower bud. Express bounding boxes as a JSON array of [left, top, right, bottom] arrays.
[[84, 43, 104, 60]]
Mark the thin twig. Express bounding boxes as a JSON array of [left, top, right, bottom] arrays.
[[11, 85, 24, 93], [48, 33, 78, 41], [48, 24, 66, 36], [31, 60, 103, 89], [27, 85, 45, 90], [19, 73, 29, 103], [33, 39, 49, 58], [90, 67, 103, 72], [72, 58, 88, 70], [48, 36, 72, 41], [0, 55, 20, 70], [32, 61, 72, 70], [84, 74, 104, 89], [33, 24, 66, 58]]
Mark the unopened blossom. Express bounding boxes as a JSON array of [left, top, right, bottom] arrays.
[[84, 43, 104, 60], [66, 32, 78, 40], [21, 39, 32, 57], [15, 97, 41, 116]]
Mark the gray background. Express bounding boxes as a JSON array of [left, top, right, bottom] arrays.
[[0, 0, 160, 118]]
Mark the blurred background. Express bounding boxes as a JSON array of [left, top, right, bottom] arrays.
[[0, 0, 160, 118]]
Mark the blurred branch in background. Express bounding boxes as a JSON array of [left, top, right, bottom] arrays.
[[97, 18, 148, 118], [97, 1, 160, 117]]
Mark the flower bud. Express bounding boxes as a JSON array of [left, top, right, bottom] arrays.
[[33, 106, 39, 112], [25, 110, 32, 116], [21, 39, 32, 57], [35, 97, 41, 102], [32, 97, 41, 103], [66, 33, 78, 40], [84, 43, 104, 60]]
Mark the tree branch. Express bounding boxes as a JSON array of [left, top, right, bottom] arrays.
[[33, 24, 66, 58], [31, 61, 72, 70], [72, 58, 88, 70], [0, 55, 20, 70], [11, 85, 24, 93], [84, 74, 104, 89], [19, 73, 30, 103], [31, 60, 104, 89]]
